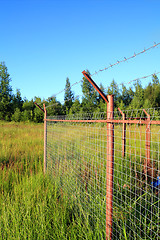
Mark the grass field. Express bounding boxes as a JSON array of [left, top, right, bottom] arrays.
[[0, 121, 101, 240], [0, 121, 160, 239]]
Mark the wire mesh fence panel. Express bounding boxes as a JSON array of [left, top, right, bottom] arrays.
[[46, 113, 107, 238], [46, 109, 160, 240], [113, 108, 160, 240]]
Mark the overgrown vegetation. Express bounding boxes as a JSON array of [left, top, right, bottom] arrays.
[[1, 120, 160, 239], [1, 62, 160, 122], [0, 122, 103, 239]]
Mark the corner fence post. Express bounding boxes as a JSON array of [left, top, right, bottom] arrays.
[[43, 104, 47, 174], [82, 71, 114, 240], [106, 95, 114, 240]]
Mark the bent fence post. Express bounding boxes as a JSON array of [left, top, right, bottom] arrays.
[[82, 71, 114, 240]]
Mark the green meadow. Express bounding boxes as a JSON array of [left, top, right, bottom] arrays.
[[0, 122, 103, 240], [0, 121, 160, 239]]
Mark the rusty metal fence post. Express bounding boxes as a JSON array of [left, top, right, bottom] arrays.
[[82, 71, 115, 240], [43, 104, 47, 174], [106, 95, 114, 240]]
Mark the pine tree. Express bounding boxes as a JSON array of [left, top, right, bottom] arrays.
[[107, 79, 120, 107], [144, 74, 160, 108], [0, 62, 13, 120], [120, 84, 134, 107], [69, 98, 81, 115], [129, 80, 144, 110], [13, 89, 23, 111], [64, 77, 74, 113], [46, 96, 63, 116], [22, 99, 35, 121]]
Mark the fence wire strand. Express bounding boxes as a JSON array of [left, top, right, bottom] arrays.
[[91, 42, 160, 76], [42, 71, 160, 110], [36, 42, 160, 106]]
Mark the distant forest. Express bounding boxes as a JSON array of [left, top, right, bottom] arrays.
[[1, 61, 160, 122]]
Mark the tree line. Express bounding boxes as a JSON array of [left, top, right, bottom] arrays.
[[0, 62, 160, 122]]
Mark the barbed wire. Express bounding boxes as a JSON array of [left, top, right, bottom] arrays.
[[45, 71, 160, 109], [119, 71, 160, 86], [36, 42, 160, 107], [44, 42, 160, 104], [91, 42, 160, 76], [53, 80, 83, 98], [39, 71, 160, 108], [36, 80, 83, 105]]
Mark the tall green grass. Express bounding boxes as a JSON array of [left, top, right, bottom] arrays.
[[0, 122, 102, 239], [1, 121, 159, 239]]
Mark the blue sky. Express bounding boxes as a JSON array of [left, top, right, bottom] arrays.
[[0, 0, 160, 103]]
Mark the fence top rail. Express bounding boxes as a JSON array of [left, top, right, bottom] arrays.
[[45, 118, 160, 125], [45, 108, 160, 123]]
